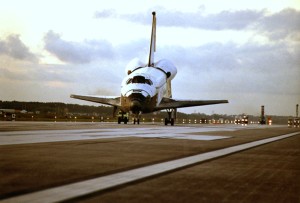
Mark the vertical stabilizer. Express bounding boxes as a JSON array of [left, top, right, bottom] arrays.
[[148, 11, 156, 67]]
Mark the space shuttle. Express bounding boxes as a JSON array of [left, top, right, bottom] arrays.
[[71, 12, 228, 125]]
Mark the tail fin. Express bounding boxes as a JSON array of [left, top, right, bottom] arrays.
[[148, 11, 156, 67]]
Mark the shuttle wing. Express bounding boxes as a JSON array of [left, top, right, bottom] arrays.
[[154, 98, 228, 111], [70, 94, 121, 107]]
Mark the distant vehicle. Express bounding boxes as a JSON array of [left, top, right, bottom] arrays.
[[295, 118, 300, 127], [267, 117, 272, 125], [71, 12, 228, 125], [289, 104, 299, 128], [288, 118, 293, 127], [235, 115, 248, 125], [288, 118, 299, 128]]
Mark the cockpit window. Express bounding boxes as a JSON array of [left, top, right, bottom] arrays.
[[126, 78, 132, 84], [127, 76, 153, 85], [145, 79, 153, 85], [132, 76, 145, 83]]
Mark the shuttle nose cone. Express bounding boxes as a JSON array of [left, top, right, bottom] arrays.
[[130, 100, 142, 113]]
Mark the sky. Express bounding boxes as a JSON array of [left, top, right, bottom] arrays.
[[0, 0, 299, 116]]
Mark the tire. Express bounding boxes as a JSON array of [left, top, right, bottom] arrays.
[[165, 118, 168, 126], [171, 118, 174, 126]]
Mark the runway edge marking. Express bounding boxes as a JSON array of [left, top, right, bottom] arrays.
[[1, 131, 299, 203]]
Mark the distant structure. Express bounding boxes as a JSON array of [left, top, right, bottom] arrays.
[[259, 105, 266, 125], [258, 105, 272, 125]]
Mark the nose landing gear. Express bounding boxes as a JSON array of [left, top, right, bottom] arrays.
[[165, 108, 176, 126]]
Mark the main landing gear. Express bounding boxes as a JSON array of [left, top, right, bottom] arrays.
[[133, 112, 142, 125], [117, 111, 129, 124], [133, 118, 140, 125], [117, 110, 141, 125], [165, 108, 176, 126]]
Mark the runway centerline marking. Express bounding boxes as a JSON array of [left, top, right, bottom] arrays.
[[2, 131, 299, 203]]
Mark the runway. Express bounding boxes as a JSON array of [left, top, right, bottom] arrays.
[[0, 122, 299, 202], [0, 126, 233, 145]]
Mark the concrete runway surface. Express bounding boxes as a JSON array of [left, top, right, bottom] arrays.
[[0, 122, 299, 203]]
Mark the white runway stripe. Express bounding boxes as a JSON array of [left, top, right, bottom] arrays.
[[0, 127, 233, 145], [2, 132, 299, 203]]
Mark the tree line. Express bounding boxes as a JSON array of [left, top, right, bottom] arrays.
[[0, 100, 290, 124]]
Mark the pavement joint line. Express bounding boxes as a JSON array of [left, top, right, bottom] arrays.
[[1, 131, 299, 203]]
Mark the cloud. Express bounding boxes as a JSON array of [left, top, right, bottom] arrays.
[[158, 9, 265, 30], [95, 8, 265, 30], [164, 41, 299, 115], [260, 8, 300, 32], [0, 62, 72, 84], [95, 8, 300, 40], [258, 8, 300, 40], [0, 35, 38, 62], [44, 31, 114, 64], [94, 9, 116, 18], [155, 41, 299, 97]]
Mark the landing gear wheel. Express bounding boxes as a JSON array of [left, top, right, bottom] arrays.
[[117, 111, 129, 124], [170, 118, 174, 126], [165, 109, 176, 126], [165, 118, 168, 126], [133, 117, 140, 125]]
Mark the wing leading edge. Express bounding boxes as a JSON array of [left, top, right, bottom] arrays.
[[154, 98, 228, 111], [70, 94, 121, 107]]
